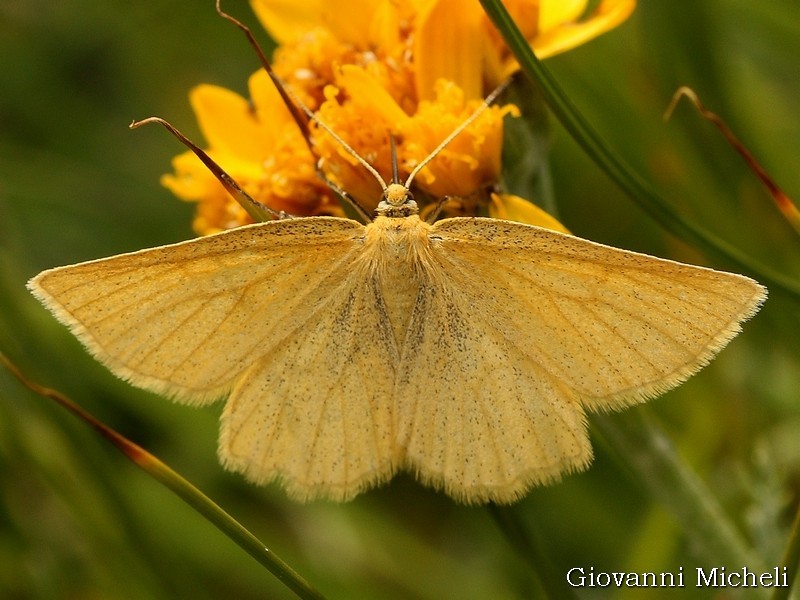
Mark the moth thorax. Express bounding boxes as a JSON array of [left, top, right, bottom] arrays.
[[375, 183, 418, 218]]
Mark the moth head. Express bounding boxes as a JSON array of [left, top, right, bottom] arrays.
[[375, 183, 418, 218]]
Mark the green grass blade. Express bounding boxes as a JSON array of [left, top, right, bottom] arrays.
[[487, 504, 578, 599], [594, 410, 764, 575], [1, 353, 327, 600], [772, 502, 800, 600]]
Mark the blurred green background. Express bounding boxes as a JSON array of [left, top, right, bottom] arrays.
[[2, 1, 800, 598]]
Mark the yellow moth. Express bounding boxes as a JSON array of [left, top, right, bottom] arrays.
[[28, 169, 766, 504], [27, 19, 766, 505]]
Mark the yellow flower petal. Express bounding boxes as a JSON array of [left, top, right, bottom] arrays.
[[336, 65, 410, 126], [248, 69, 296, 134], [312, 77, 401, 210], [250, 0, 330, 44], [367, 1, 404, 50], [189, 85, 265, 162], [484, 0, 636, 78], [400, 80, 515, 200], [191, 192, 252, 235], [319, 0, 386, 46], [489, 193, 571, 233], [251, 0, 378, 46], [533, 0, 637, 59], [414, 0, 485, 100], [161, 150, 217, 201], [161, 149, 260, 234], [272, 27, 362, 110], [539, 0, 588, 33]]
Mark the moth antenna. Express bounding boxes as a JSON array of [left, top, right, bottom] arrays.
[[215, 0, 376, 221], [129, 117, 289, 222], [277, 81, 389, 191], [404, 78, 512, 190], [390, 136, 400, 185], [264, 76, 383, 222], [215, 0, 310, 144]]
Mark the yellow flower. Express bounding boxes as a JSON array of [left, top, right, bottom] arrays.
[[488, 194, 571, 233], [254, 0, 636, 94], [480, 0, 637, 79], [162, 70, 342, 234], [164, 0, 635, 234], [399, 79, 514, 200], [311, 66, 515, 213]]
